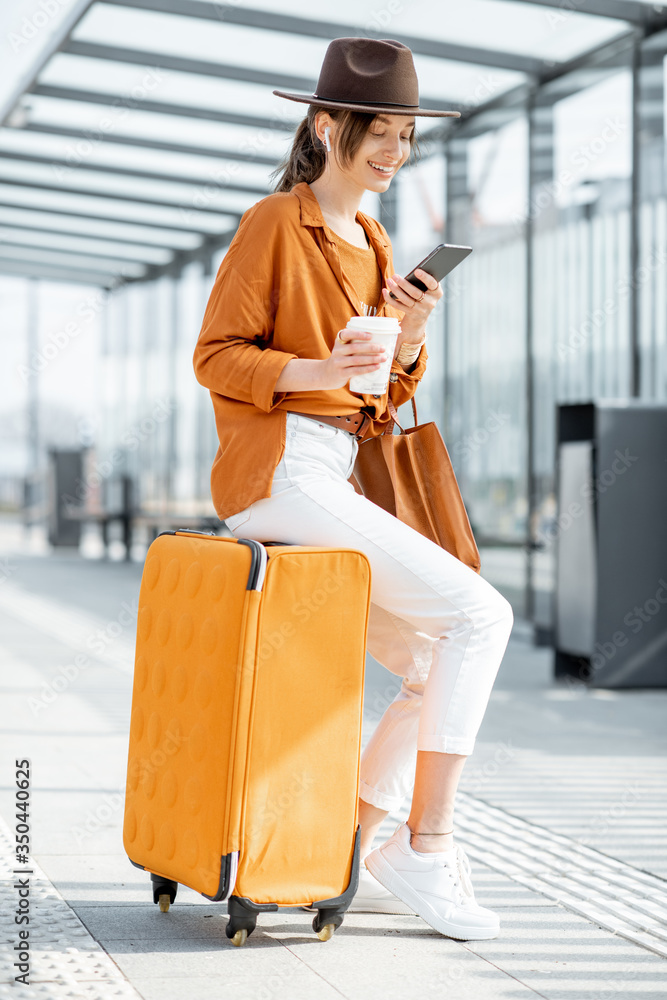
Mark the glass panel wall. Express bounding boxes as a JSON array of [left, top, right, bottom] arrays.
[[530, 44, 634, 628], [444, 109, 529, 613], [96, 265, 220, 523], [395, 147, 447, 427], [8, 20, 667, 622]]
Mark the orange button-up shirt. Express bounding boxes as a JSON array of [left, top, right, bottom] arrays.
[[193, 181, 428, 519]]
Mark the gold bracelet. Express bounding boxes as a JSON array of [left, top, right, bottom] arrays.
[[396, 338, 425, 365]]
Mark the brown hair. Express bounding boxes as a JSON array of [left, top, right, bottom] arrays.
[[271, 106, 419, 193]]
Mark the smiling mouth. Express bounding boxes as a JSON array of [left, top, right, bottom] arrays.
[[368, 161, 394, 174]]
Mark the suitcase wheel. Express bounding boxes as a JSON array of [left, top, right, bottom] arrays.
[[150, 874, 178, 911], [225, 896, 260, 945], [316, 922, 336, 942], [312, 907, 344, 941], [229, 928, 248, 948]]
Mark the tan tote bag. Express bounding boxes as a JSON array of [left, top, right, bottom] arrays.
[[352, 398, 481, 573]]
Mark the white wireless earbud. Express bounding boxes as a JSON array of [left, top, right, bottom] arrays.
[[324, 126, 332, 152]]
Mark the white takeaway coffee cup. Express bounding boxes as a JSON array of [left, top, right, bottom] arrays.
[[346, 316, 401, 395]]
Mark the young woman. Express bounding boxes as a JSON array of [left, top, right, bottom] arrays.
[[193, 38, 514, 941]]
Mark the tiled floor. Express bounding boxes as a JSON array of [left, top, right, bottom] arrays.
[[1, 529, 666, 999]]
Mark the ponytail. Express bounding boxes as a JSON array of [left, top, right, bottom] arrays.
[[271, 107, 326, 193]]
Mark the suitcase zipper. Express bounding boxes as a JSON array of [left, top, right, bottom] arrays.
[[237, 539, 267, 592]]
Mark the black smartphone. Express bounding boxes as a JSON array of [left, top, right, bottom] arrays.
[[390, 243, 472, 297]]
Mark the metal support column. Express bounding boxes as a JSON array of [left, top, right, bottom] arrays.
[[24, 278, 40, 527], [165, 276, 179, 509], [443, 136, 468, 447], [630, 37, 642, 398], [525, 94, 537, 624], [378, 183, 397, 238]]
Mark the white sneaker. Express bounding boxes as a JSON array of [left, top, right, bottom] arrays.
[[365, 822, 499, 940], [348, 862, 415, 914]]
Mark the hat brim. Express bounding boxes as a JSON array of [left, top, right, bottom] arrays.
[[273, 90, 460, 118]]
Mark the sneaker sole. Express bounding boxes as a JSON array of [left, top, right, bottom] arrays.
[[365, 852, 499, 941]]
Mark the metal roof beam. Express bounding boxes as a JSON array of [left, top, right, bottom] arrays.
[[0, 242, 146, 276], [0, 198, 237, 235], [419, 26, 642, 146], [0, 215, 193, 252], [59, 40, 465, 112], [62, 38, 318, 92], [102, 0, 542, 75], [31, 83, 297, 131], [509, 0, 667, 27], [0, 235, 162, 268], [127, 227, 238, 283], [19, 123, 278, 167], [0, 0, 93, 125], [0, 149, 269, 197], [0, 259, 116, 287], [0, 176, 253, 216]]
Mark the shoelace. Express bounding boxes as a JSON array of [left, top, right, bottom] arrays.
[[438, 845, 475, 905]]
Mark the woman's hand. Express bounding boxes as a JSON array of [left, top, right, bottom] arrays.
[[319, 330, 387, 390], [273, 331, 387, 392], [382, 268, 443, 344]]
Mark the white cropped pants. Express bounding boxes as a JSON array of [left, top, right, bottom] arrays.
[[226, 412, 514, 812]]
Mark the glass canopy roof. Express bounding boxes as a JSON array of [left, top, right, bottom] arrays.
[[0, 0, 663, 287]]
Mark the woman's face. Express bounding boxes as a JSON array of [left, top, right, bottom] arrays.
[[339, 114, 415, 191]]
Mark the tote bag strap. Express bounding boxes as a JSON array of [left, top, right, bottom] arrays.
[[385, 395, 419, 434]]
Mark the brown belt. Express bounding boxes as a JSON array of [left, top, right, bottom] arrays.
[[291, 410, 371, 441]]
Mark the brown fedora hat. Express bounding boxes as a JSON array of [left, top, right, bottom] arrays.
[[273, 37, 460, 118]]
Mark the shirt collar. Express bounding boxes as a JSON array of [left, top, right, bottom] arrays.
[[291, 181, 391, 248]]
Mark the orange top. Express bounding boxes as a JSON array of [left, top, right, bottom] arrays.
[[193, 181, 428, 519], [324, 224, 382, 314]]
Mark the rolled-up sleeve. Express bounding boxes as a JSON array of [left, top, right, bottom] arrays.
[[193, 209, 298, 413]]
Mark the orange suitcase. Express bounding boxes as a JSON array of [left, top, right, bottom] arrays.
[[123, 530, 371, 945]]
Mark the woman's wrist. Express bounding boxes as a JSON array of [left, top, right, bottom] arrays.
[[274, 358, 329, 392], [395, 333, 425, 367]]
